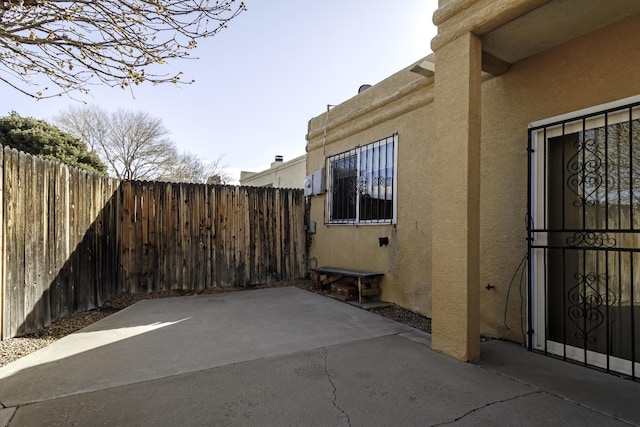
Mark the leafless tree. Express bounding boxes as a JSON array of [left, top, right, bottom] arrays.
[[57, 106, 175, 180], [0, 0, 246, 98], [56, 105, 230, 183], [108, 109, 177, 180], [158, 151, 230, 184], [54, 104, 109, 152]]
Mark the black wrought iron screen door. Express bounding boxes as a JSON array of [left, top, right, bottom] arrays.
[[528, 99, 640, 379]]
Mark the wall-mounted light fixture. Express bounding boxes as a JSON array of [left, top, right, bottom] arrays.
[[379, 237, 389, 247]]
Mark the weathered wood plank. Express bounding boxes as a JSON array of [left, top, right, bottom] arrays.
[[220, 185, 228, 286], [239, 187, 247, 285], [22, 155, 36, 334], [203, 184, 211, 289], [111, 179, 122, 296], [211, 185, 221, 287], [197, 184, 207, 290], [84, 171, 96, 311], [187, 184, 196, 289], [103, 177, 112, 301], [110, 178, 122, 297], [224, 186, 232, 286], [44, 160, 56, 327], [233, 186, 240, 285], [94, 176, 103, 305], [191, 184, 201, 290], [12, 151, 27, 335], [227, 186, 235, 286], [74, 170, 87, 312], [1, 149, 308, 338], [4, 148, 16, 337], [37, 156, 51, 328], [147, 182, 156, 292], [140, 182, 150, 292], [276, 189, 283, 281], [107, 178, 117, 296], [164, 184, 172, 290], [93, 175, 103, 306], [176, 183, 185, 290], [185, 183, 194, 290], [261, 190, 270, 283], [298, 190, 307, 277], [108, 178, 118, 296], [54, 164, 69, 320], [203, 186, 213, 289], [127, 182, 137, 292], [282, 190, 291, 278], [3, 148, 17, 338], [244, 188, 251, 285], [169, 183, 180, 290], [152, 183, 163, 291], [121, 181, 132, 293], [135, 181, 144, 292], [247, 189, 256, 285], [0, 147, 4, 339]]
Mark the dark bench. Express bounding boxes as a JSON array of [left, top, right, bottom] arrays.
[[311, 266, 384, 304]]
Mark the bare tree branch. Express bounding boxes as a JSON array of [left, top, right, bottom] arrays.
[[0, 0, 246, 98], [55, 105, 230, 183], [157, 151, 230, 184], [56, 106, 175, 180]]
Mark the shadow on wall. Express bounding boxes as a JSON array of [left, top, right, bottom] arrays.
[[3, 146, 122, 338], [2, 147, 308, 339]]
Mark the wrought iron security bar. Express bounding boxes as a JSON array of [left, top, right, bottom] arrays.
[[326, 134, 397, 225], [528, 100, 640, 380]]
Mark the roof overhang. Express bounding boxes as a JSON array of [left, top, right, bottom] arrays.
[[482, 0, 640, 68], [432, 0, 640, 76]]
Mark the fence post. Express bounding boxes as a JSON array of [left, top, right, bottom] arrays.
[[0, 147, 3, 340]]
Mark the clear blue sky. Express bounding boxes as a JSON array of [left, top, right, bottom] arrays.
[[1, 1, 438, 183]]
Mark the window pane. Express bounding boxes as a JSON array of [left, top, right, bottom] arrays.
[[327, 134, 396, 224], [359, 140, 394, 221], [331, 154, 357, 221]]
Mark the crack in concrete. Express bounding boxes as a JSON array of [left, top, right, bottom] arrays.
[[477, 365, 638, 426], [429, 390, 544, 426], [322, 347, 352, 427], [0, 406, 17, 427]]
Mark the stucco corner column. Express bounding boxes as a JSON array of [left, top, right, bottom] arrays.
[[431, 32, 482, 362]]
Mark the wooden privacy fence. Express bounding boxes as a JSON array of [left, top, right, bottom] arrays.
[[120, 180, 306, 293], [1, 147, 307, 339]]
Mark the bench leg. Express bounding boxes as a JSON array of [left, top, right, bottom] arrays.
[[357, 277, 381, 303]]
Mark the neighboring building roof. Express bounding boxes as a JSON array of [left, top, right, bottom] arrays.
[[239, 154, 306, 189]]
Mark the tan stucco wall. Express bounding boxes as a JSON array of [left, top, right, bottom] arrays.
[[240, 155, 306, 189], [431, 31, 482, 361], [478, 12, 640, 342], [306, 8, 640, 348], [306, 62, 434, 317]]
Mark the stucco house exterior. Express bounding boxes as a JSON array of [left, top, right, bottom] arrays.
[[306, 0, 640, 379], [240, 155, 306, 189]]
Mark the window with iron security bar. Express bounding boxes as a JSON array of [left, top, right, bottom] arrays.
[[528, 98, 640, 380], [326, 134, 397, 225]]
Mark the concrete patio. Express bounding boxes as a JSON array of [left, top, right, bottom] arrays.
[[0, 286, 638, 426]]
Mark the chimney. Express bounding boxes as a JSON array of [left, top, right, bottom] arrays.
[[275, 155, 283, 162]]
